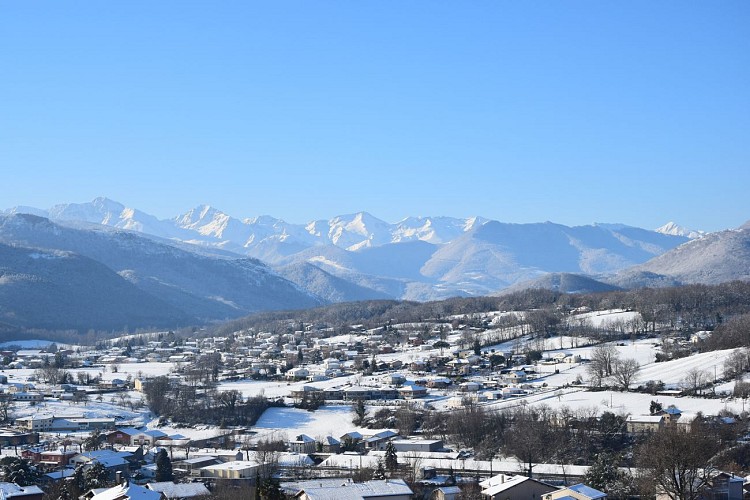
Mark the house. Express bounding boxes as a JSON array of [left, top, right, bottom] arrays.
[[145, 482, 211, 499], [190, 449, 244, 463], [701, 471, 744, 500], [0, 428, 38, 447], [657, 406, 683, 424], [626, 415, 665, 433], [14, 415, 53, 432], [543, 483, 607, 499], [398, 385, 428, 399], [106, 428, 168, 447], [83, 482, 164, 500], [286, 367, 310, 381], [653, 471, 744, 500], [22, 447, 78, 467], [431, 486, 461, 500], [480, 474, 557, 499], [393, 439, 443, 453], [320, 436, 340, 454], [364, 430, 399, 451], [459, 382, 481, 392], [173, 456, 221, 476], [505, 371, 527, 384], [69, 450, 130, 479], [293, 478, 413, 500], [289, 434, 316, 454], [199, 460, 261, 479], [0, 482, 44, 500], [426, 378, 451, 389], [12, 392, 44, 403], [43, 468, 76, 484]]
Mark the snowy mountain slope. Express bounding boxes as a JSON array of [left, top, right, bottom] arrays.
[[0, 214, 322, 326], [4, 198, 703, 299], [496, 273, 622, 295], [0, 242, 190, 330], [611, 228, 750, 287], [274, 262, 393, 303]]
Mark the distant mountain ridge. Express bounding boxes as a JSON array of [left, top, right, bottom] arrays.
[[3, 198, 704, 302], [0, 213, 321, 331], [610, 228, 750, 288]]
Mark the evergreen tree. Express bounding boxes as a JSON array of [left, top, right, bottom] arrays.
[[352, 399, 368, 426], [155, 449, 174, 482], [650, 400, 663, 415], [584, 453, 632, 499], [83, 462, 109, 490], [258, 476, 284, 500], [374, 459, 386, 480], [72, 464, 86, 494], [0, 456, 40, 486], [384, 441, 398, 472], [83, 429, 104, 451]]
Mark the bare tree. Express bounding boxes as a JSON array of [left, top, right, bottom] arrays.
[[587, 344, 619, 387], [723, 348, 749, 380], [636, 424, 719, 500], [502, 405, 556, 478], [681, 368, 709, 396], [0, 394, 14, 423], [612, 358, 640, 391]]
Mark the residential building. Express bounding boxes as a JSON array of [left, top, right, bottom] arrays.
[[480, 474, 556, 499], [320, 436, 340, 454], [145, 482, 211, 499], [293, 478, 413, 500], [84, 482, 163, 500], [199, 460, 261, 479], [393, 439, 443, 453], [14, 415, 53, 432], [544, 483, 607, 500], [289, 434, 316, 454], [0, 482, 44, 500], [626, 415, 665, 433]]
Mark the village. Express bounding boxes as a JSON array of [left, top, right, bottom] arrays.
[[0, 303, 748, 499]]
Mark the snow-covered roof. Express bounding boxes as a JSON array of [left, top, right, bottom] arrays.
[[627, 415, 664, 423], [479, 474, 535, 496], [89, 482, 162, 500], [567, 483, 607, 499], [295, 478, 412, 500], [293, 434, 315, 443], [145, 481, 210, 498], [0, 482, 45, 497]]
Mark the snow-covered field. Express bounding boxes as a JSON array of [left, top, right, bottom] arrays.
[[252, 405, 371, 442]]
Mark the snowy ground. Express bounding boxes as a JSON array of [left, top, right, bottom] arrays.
[[481, 387, 747, 418], [251, 405, 373, 442]]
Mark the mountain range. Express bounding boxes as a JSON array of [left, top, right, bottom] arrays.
[[1, 197, 747, 331]]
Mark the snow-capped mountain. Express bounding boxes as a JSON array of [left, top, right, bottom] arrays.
[[656, 221, 706, 239], [4, 197, 712, 302]]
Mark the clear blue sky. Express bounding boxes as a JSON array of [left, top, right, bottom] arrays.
[[1, 1, 748, 231]]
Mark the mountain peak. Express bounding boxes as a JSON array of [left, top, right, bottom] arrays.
[[175, 204, 225, 227], [656, 221, 705, 239]]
